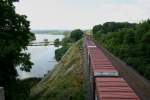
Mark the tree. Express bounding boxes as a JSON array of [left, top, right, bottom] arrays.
[[92, 24, 102, 34], [70, 29, 83, 41], [55, 46, 68, 61], [142, 31, 150, 43], [0, 0, 34, 100], [54, 38, 60, 47], [93, 22, 136, 34], [92, 20, 150, 80]]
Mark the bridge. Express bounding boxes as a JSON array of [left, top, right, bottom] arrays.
[[28, 41, 54, 46]]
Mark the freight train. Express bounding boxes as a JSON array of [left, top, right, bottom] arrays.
[[85, 37, 140, 100]]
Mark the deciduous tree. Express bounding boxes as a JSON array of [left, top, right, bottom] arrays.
[[0, 0, 34, 99]]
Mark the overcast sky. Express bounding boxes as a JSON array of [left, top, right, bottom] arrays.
[[14, 0, 150, 30]]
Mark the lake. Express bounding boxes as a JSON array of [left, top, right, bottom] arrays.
[[17, 34, 64, 79]]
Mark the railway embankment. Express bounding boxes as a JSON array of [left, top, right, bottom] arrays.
[[30, 40, 85, 100]]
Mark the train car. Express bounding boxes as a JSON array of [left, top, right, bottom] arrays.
[[95, 77, 140, 100], [88, 45, 119, 77], [85, 38, 97, 65], [85, 37, 96, 49], [85, 37, 140, 100]]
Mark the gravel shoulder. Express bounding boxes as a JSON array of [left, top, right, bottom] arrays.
[[82, 38, 93, 100]]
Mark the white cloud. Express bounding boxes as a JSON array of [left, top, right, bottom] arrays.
[[14, 0, 150, 30]]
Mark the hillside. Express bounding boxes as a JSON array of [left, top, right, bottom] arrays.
[[31, 30, 70, 35], [30, 40, 84, 100]]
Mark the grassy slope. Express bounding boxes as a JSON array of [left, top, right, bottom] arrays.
[[30, 40, 84, 100]]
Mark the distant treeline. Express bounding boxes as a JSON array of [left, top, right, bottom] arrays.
[[31, 30, 70, 35], [55, 29, 84, 61], [92, 20, 150, 80]]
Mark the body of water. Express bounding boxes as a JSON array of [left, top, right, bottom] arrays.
[[17, 34, 64, 79]]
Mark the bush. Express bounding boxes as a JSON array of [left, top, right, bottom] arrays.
[[55, 46, 69, 61], [54, 38, 60, 47], [70, 29, 83, 41]]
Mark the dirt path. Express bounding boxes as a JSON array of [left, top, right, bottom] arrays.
[[82, 38, 93, 100], [97, 44, 150, 100]]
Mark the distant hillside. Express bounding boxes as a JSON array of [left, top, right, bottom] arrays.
[[31, 30, 70, 35], [30, 40, 84, 100]]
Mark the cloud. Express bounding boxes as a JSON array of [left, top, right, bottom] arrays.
[[14, 0, 150, 29]]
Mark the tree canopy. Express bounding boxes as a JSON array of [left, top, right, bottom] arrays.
[[0, 0, 34, 100], [70, 29, 83, 41], [93, 20, 150, 80], [55, 29, 83, 61], [92, 22, 136, 34]]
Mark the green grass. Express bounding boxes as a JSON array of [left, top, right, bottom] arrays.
[[30, 39, 84, 100]]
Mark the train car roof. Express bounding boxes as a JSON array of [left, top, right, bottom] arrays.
[[95, 77, 140, 100]]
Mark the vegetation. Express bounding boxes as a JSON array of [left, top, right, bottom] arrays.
[[0, 0, 34, 100], [55, 29, 84, 61], [21, 78, 41, 89], [30, 40, 84, 100], [92, 20, 150, 80], [55, 46, 69, 61], [70, 29, 84, 41], [13, 78, 41, 100], [54, 38, 60, 47]]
